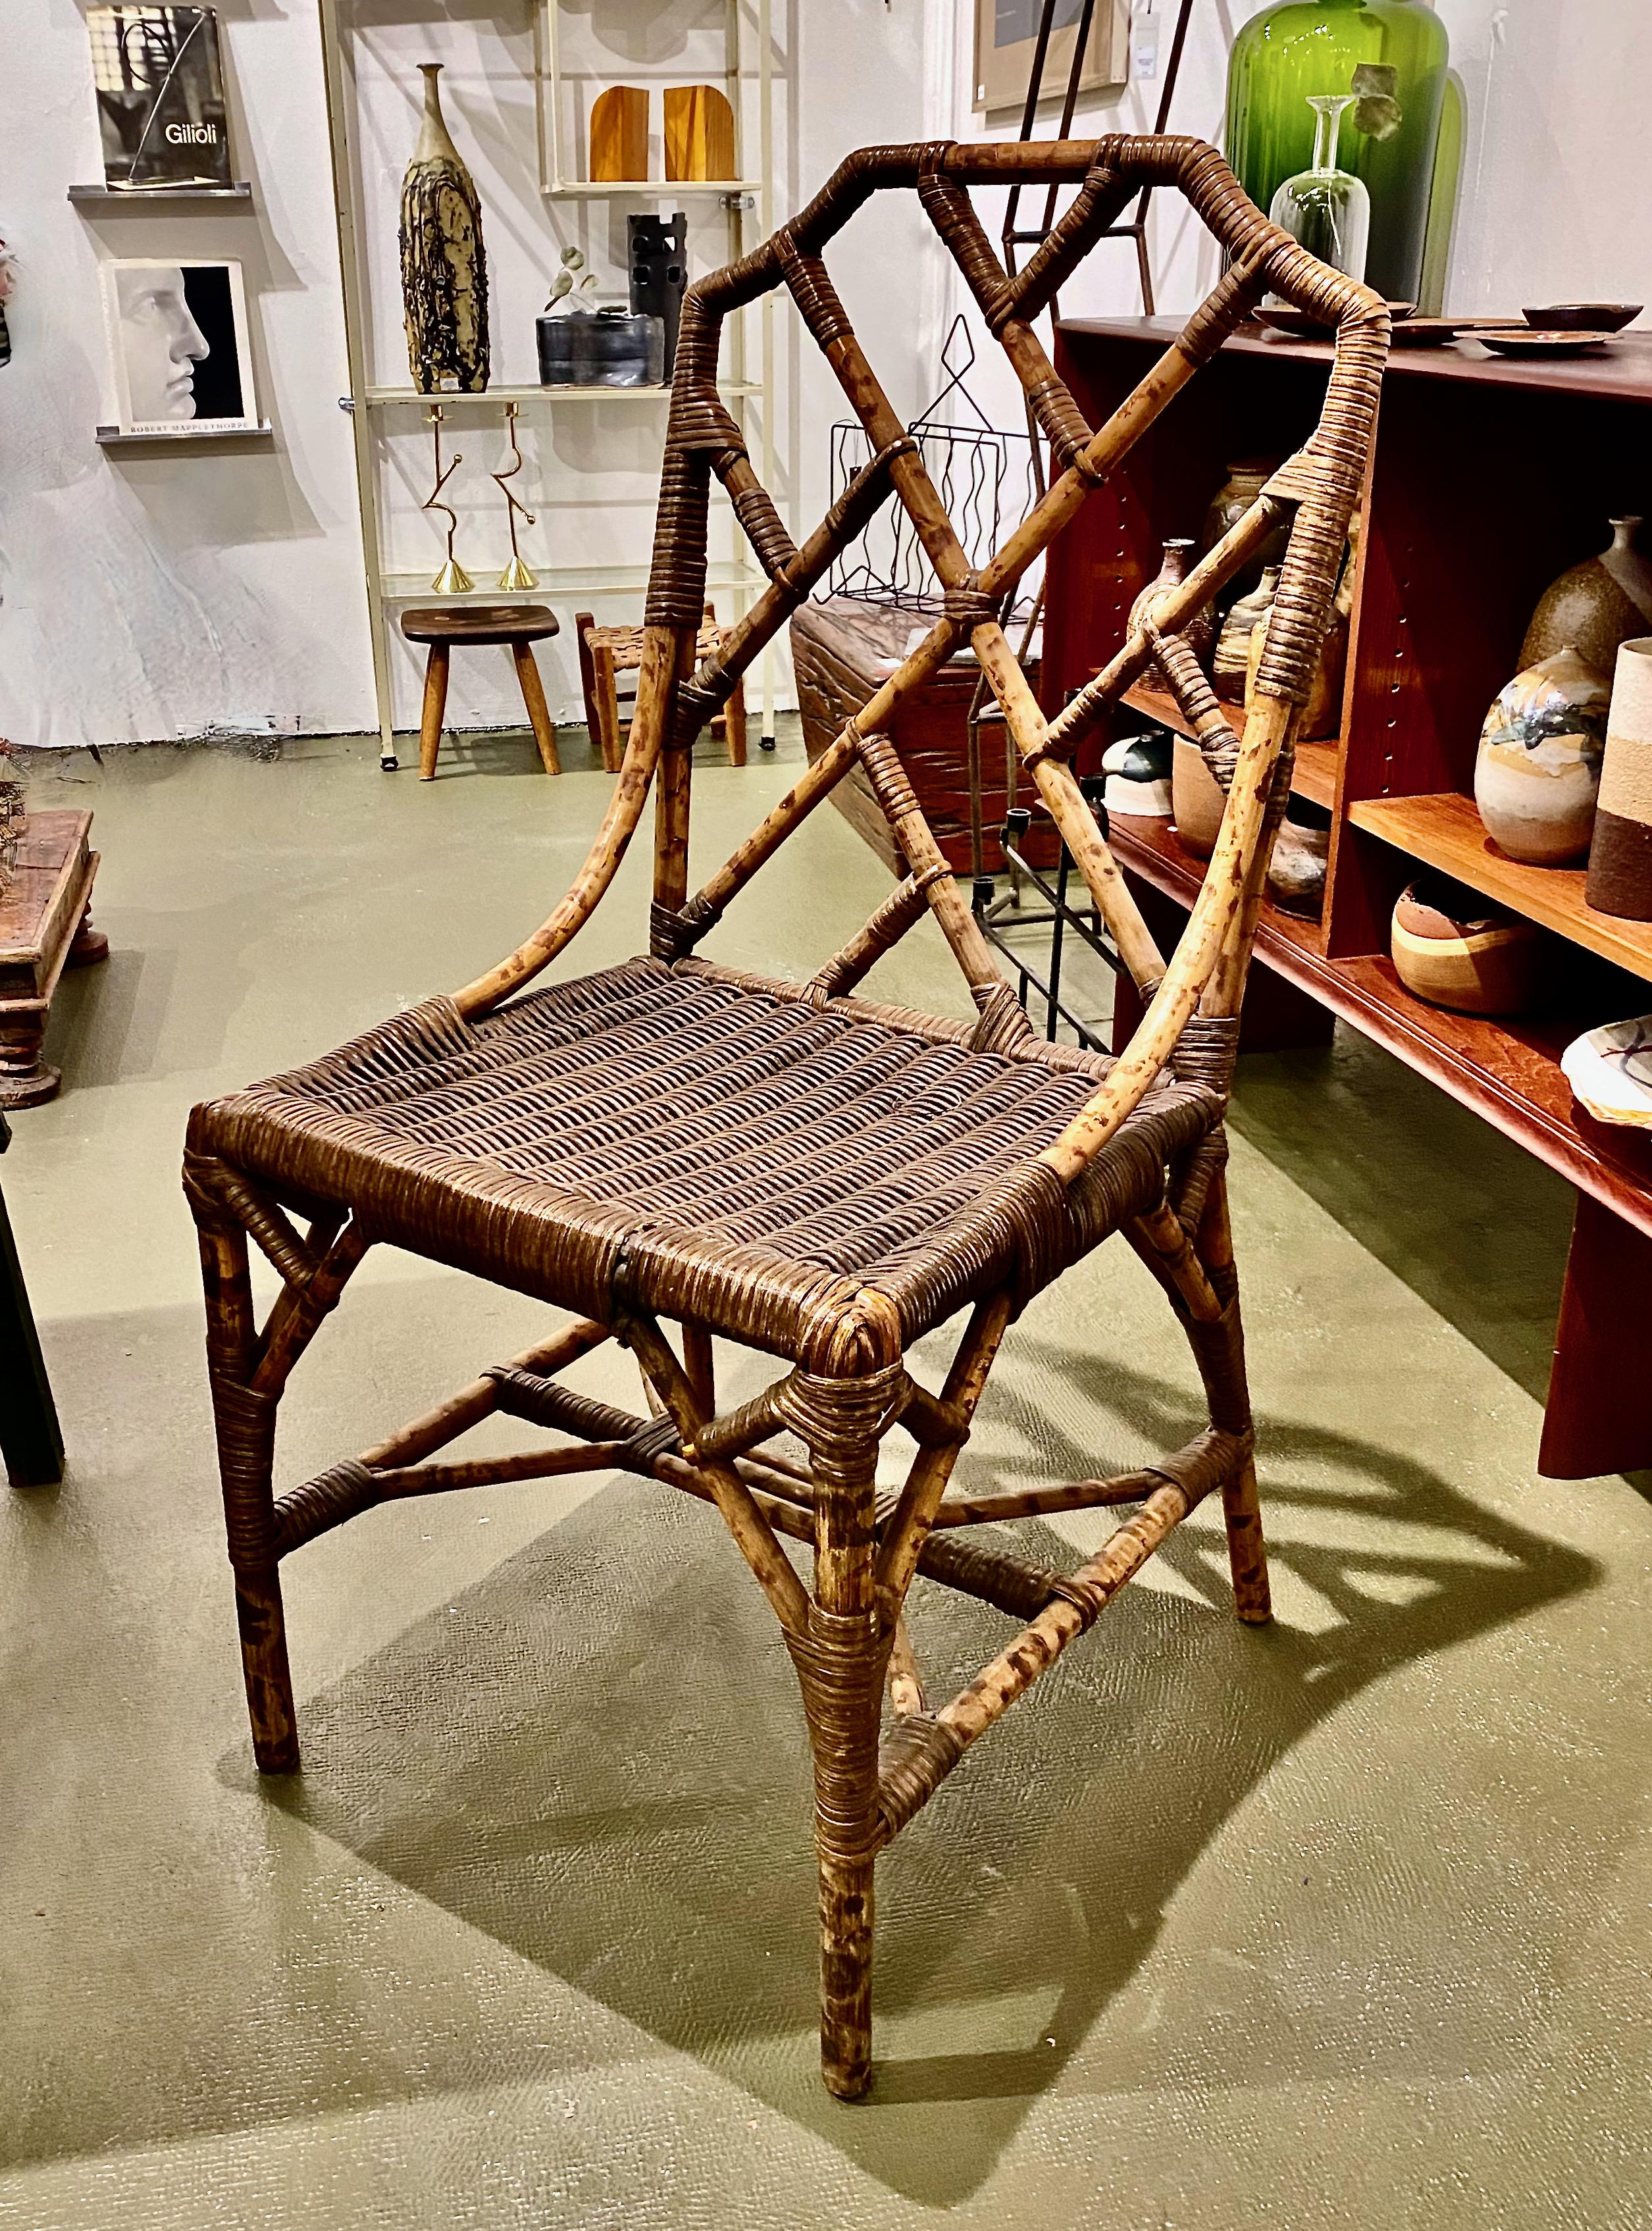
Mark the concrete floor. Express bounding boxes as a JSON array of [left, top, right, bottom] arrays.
[[1, 724, 1647, 2230]]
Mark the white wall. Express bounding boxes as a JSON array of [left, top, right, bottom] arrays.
[[1, 0, 375, 750], [4, 1, 1649, 750]]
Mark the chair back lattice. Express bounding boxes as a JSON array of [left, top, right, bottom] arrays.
[[457, 136, 1388, 1189]]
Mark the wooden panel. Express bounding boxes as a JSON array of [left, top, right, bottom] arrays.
[[1351, 790, 1652, 983], [663, 86, 735, 183], [590, 86, 648, 183], [1120, 682, 1339, 811], [1540, 1194, 1652, 1476]]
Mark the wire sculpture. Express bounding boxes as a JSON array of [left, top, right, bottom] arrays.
[[491, 401, 536, 592], [421, 404, 473, 594], [826, 318, 1040, 617]]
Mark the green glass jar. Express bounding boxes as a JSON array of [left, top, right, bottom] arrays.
[[1226, 0, 1449, 305]]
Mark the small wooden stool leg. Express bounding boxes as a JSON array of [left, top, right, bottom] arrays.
[[724, 671, 748, 766], [418, 642, 451, 781], [511, 641, 561, 776]]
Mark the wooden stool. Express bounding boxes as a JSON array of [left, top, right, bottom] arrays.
[[400, 604, 561, 781], [575, 601, 746, 773]]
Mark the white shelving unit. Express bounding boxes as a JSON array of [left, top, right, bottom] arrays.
[[317, 0, 780, 767]]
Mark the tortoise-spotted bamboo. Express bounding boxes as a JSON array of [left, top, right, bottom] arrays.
[[185, 134, 1387, 2101]]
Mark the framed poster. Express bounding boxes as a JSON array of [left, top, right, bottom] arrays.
[[88, 7, 232, 190], [101, 259, 257, 433], [973, 0, 1129, 117]]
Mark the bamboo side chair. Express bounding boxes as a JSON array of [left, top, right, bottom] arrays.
[[185, 136, 1386, 2101]]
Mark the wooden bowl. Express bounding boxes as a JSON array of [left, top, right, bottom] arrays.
[[1391, 875, 1545, 1015], [1523, 302, 1641, 332]]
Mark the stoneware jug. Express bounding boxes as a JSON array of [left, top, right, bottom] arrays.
[[1474, 646, 1609, 866]]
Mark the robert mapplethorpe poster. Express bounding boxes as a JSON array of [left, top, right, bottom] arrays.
[[88, 7, 232, 190], [101, 261, 258, 434]]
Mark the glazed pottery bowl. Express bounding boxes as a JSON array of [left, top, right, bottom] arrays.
[[1391, 875, 1545, 1015], [1524, 302, 1641, 332], [1561, 1014, 1652, 1127]]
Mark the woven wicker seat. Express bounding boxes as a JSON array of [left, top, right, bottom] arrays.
[[193, 957, 1221, 1356], [186, 134, 1386, 2101]]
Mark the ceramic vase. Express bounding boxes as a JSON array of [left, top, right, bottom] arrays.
[[1520, 518, 1652, 678], [1200, 459, 1291, 596], [1100, 729, 1174, 817], [1268, 811, 1329, 913], [1172, 736, 1227, 858], [1130, 538, 1216, 680], [1474, 647, 1609, 866], [400, 63, 490, 394], [1214, 565, 1281, 702], [1586, 637, 1652, 920], [1226, 0, 1450, 305], [1391, 874, 1544, 1015]]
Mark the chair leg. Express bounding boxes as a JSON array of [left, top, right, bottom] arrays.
[[724, 671, 748, 766], [592, 645, 623, 774], [789, 1371, 893, 2100], [511, 641, 561, 775], [418, 642, 450, 781], [1188, 1169, 1272, 1626], [574, 611, 601, 746], [194, 1212, 299, 1772]]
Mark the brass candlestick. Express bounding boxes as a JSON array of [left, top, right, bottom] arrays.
[[492, 401, 536, 591], [422, 403, 473, 594]]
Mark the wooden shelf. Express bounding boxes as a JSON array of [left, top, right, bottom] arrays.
[[544, 179, 760, 198], [1062, 315, 1652, 406], [361, 381, 760, 409], [1350, 790, 1652, 987], [96, 422, 274, 448], [1121, 681, 1339, 811], [1108, 811, 1652, 1241], [1106, 810, 1324, 954], [69, 181, 253, 204]]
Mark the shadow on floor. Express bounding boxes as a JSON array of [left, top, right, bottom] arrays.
[[240, 1345, 1595, 2207]]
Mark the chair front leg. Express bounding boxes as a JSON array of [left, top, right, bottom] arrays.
[[785, 1366, 897, 2100], [1188, 1168, 1272, 1626], [193, 1209, 299, 1770]]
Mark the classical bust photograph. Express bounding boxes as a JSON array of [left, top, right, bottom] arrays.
[[101, 257, 256, 432]]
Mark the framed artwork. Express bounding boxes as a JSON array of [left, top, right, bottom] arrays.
[[972, 0, 1129, 117], [101, 258, 257, 433], [88, 7, 232, 190]]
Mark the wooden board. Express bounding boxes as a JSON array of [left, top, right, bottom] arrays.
[[663, 85, 735, 183], [1349, 790, 1652, 985], [590, 86, 648, 183]]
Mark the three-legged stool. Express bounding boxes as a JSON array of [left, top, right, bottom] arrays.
[[399, 604, 561, 781]]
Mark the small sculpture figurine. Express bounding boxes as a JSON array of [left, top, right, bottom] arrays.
[[491, 402, 536, 592], [400, 63, 489, 394], [421, 405, 473, 594]]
